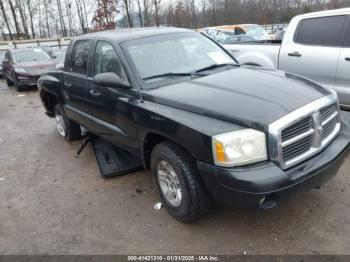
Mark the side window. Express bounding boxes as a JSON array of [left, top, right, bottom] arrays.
[[93, 41, 125, 79], [7, 53, 13, 64], [294, 15, 346, 47], [346, 20, 350, 47], [235, 27, 245, 35], [71, 40, 91, 75], [4, 52, 9, 62]]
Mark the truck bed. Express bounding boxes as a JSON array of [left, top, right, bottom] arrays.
[[223, 40, 282, 69]]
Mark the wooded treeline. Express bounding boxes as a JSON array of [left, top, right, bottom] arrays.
[[1, 0, 349, 40]]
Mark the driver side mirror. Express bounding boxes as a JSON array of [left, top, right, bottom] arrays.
[[93, 72, 130, 89]]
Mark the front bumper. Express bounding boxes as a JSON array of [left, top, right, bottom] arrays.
[[15, 73, 40, 87], [198, 111, 350, 208]]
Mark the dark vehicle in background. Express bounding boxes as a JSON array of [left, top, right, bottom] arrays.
[[0, 50, 6, 77], [39, 28, 350, 222], [2, 48, 57, 91]]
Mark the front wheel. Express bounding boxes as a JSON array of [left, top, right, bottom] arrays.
[[151, 141, 210, 222], [6, 77, 13, 86], [54, 104, 81, 141]]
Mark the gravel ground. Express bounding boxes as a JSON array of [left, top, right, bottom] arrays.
[[0, 79, 350, 255]]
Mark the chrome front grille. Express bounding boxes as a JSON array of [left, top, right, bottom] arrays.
[[269, 92, 340, 170], [281, 116, 312, 141], [282, 133, 313, 161]]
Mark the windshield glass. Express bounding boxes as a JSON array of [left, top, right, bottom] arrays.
[[13, 49, 50, 63], [244, 25, 267, 37], [123, 33, 237, 81]]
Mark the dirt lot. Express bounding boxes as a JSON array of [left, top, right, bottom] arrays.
[[1, 79, 350, 255]]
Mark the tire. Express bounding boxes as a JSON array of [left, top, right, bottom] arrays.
[[54, 104, 81, 141], [151, 141, 210, 222], [6, 77, 13, 86], [15, 83, 23, 92]]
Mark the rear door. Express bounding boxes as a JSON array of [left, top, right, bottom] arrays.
[[279, 15, 347, 90], [334, 17, 350, 107], [62, 39, 92, 123]]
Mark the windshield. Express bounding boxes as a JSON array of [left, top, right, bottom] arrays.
[[13, 49, 50, 63], [123, 33, 237, 81], [244, 25, 267, 37]]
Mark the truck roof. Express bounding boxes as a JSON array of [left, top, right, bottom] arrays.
[[295, 7, 350, 19], [75, 27, 194, 43]]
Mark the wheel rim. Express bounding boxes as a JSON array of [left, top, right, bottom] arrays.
[[157, 160, 182, 207], [55, 114, 66, 137]]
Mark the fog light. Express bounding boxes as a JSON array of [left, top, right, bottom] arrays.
[[259, 196, 266, 205]]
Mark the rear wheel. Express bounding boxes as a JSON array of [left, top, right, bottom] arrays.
[[151, 141, 210, 222], [54, 104, 81, 141]]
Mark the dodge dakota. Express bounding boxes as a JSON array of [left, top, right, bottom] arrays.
[[222, 8, 350, 109], [38, 27, 350, 222]]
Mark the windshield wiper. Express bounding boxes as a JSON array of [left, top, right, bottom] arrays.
[[142, 72, 206, 81], [195, 63, 237, 73]]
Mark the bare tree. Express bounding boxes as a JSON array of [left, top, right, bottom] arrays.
[[25, 0, 36, 38], [137, 0, 143, 27], [143, 0, 150, 26], [57, 0, 67, 36], [44, 0, 51, 38], [152, 0, 161, 26], [82, 0, 90, 31], [74, 0, 87, 33], [123, 0, 133, 27], [8, 0, 22, 38], [0, 0, 13, 40], [16, 0, 30, 38]]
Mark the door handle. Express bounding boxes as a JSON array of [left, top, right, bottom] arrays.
[[64, 82, 72, 87], [231, 49, 240, 53], [89, 90, 101, 96], [345, 57, 350, 62], [288, 52, 302, 57]]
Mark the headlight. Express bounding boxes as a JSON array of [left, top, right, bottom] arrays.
[[14, 67, 27, 73], [212, 129, 267, 167]]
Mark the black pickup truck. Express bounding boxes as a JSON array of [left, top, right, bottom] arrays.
[[38, 28, 350, 222]]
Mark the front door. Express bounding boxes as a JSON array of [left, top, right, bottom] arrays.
[[87, 40, 136, 149], [279, 15, 347, 90], [334, 17, 350, 108]]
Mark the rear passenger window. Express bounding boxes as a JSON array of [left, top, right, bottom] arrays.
[[294, 15, 346, 47], [71, 40, 91, 75], [235, 27, 245, 35], [346, 24, 350, 47], [93, 41, 125, 79]]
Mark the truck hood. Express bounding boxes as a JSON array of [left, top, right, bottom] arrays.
[[142, 67, 332, 130]]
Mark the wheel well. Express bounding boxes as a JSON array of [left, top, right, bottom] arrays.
[[143, 133, 167, 169], [243, 62, 261, 67], [40, 91, 58, 116]]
